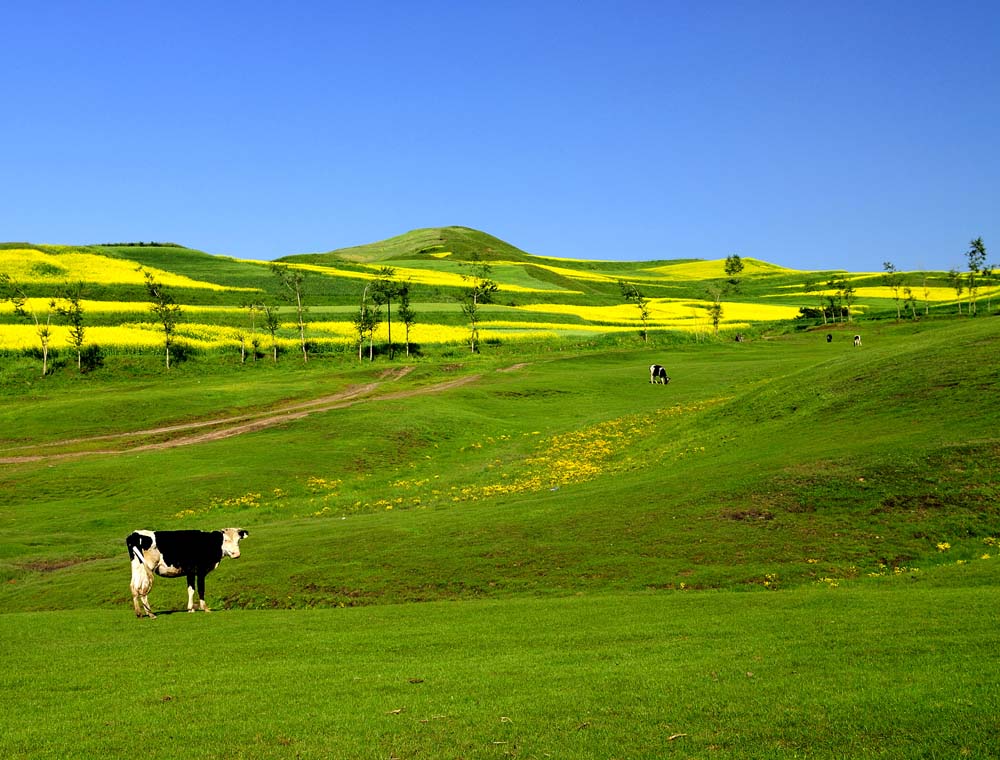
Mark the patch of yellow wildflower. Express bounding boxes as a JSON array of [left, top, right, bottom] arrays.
[[868, 563, 920, 578], [172, 491, 262, 519], [450, 399, 726, 502], [307, 477, 342, 493]]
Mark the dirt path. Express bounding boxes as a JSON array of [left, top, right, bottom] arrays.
[[0, 365, 487, 464]]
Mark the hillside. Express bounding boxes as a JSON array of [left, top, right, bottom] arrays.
[[281, 225, 541, 264], [0, 232, 990, 360], [1, 296, 998, 759], [1, 317, 997, 610]]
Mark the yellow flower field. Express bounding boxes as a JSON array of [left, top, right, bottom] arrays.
[[0, 249, 258, 292], [799, 285, 995, 302], [517, 298, 800, 324], [645, 258, 798, 280], [285, 262, 557, 294], [0, 302, 783, 350]]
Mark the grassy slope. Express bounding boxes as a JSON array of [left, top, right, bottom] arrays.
[[2, 237, 998, 758], [1, 318, 997, 611]]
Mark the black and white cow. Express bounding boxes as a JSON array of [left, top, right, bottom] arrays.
[[853, 334, 862, 347], [126, 528, 248, 618], [649, 364, 670, 385]]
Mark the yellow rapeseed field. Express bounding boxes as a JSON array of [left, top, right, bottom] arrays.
[[0, 248, 257, 291], [805, 285, 989, 302], [286, 262, 557, 294], [645, 258, 797, 280], [517, 298, 799, 325]]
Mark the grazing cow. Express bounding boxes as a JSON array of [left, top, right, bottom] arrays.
[[854, 334, 862, 347], [649, 364, 670, 385], [826, 334, 833, 343], [734, 334, 745, 343], [126, 528, 248, 618]]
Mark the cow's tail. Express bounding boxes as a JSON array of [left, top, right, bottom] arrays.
[[126, 532, 154, 596], [125, 532, 143, 563]]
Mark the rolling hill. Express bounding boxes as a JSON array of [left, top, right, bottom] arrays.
[[0, 232, 998, 758], [2, 228, 983, 362]]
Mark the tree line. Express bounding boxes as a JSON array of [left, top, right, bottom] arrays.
[[1, 253, 502, 376]]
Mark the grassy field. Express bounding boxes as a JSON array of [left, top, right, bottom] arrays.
[[1, 235, 999, 757], [3, 583, 999, 760]]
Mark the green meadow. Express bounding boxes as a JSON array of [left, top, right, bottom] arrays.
[[1, 232, 999, 758]]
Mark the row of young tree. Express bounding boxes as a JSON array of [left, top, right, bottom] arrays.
[[880, 237, 993, 321], [0, 268, 192, 375], [353, 256, 498, 360], [0, 255, 502, 376], [618, 253, 745, 340]]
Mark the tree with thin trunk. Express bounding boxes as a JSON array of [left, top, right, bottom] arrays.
[[241, 300, 262, 362], [705, 285, 724, 336], [372, 267, 399, 359], [270, 264, 309, 361], [262, 303, 281, 362], [965, 237, 987, 315], [1, 273, 55, 376], [839, 278, 857, 322], [882, 262, 904, 321], [141, 268, 182, 370], [353, 283, 382, 361], [903, 287, 918, 320], [947, 268, 964, 314], [397, 281, 416, 357], [826, 278, 844, 323], [57, 282, 87, 370], [460, 254, 498, 353], [921, 272, 931, 316], [619, 280, 651, 342], [233, 329, 248, 363]]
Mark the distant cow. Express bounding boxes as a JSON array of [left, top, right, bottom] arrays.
[[826, 334, 833, 343], [649, 364, 670, 385], [854, 334, 862, 347], [126, 528, 249, 618], [734, 334, 745, 343]]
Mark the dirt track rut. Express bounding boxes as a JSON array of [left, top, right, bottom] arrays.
[[0, 365, 483, 464]]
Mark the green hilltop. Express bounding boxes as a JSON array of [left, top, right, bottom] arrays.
[[282, 225, 541, 264]]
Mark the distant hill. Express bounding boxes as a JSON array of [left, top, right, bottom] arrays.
[[280, 226, 539, 265]]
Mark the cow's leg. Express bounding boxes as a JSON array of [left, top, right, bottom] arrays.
[[186, 572, 197, 612], [130, 560, 156, 618], [197, 573, 210, 612]]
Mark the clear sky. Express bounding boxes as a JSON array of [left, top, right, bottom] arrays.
[[3, 1, 997, 271]]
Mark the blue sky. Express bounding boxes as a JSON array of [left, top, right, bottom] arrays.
[[2, 1, 997, 271]]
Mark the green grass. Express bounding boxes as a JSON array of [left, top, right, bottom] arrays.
[[1, 249, 998, 758], [2, 583, 998, 759]]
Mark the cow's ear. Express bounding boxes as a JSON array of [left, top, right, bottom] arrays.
[[239, 530, 249, 539]]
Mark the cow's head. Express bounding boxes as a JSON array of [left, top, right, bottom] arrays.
[[221, 528, 249, 559]]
